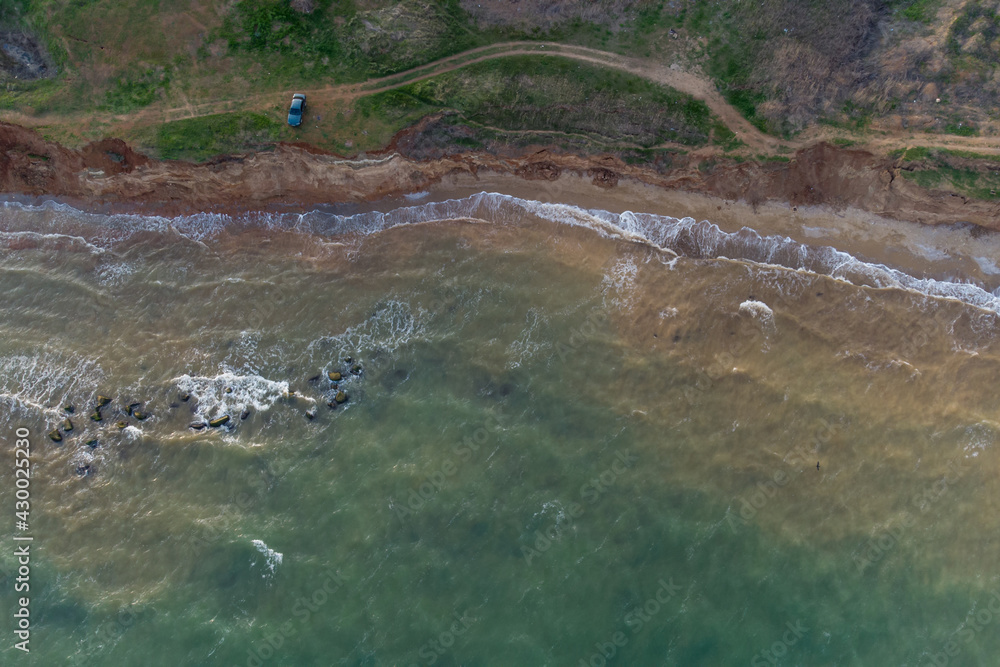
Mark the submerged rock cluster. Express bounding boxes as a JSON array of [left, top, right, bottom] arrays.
[[50, 357, 366, 479]]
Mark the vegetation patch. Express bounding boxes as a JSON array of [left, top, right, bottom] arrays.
[[219, 0, 493, 81], [362, 55, 718, 147], [947, 2, 1000, 62], [152, 112, 282, 162], [902, 149, 1000, 200], [103, 67, 170, 112], [893, 0, 941, 24]]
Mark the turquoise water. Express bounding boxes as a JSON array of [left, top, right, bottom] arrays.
[[1, 194, 1000, 665]]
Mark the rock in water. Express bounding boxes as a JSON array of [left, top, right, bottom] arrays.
[[335, 391, 348, 404], [127, 402, 141, 416], [86, 439, 99, 448], [241, 409, 251, 420], [96, 395, 112, 408], [350, 364, 362, 376], [116, 421, 128, 429], [62, 418, 73, 432], [76, 465, 92, 477], [134, 411, 149, 421], [209, 415, 231, 428], [180, 392, 190, 402], [48, 429, 62, 443], [90, 410, 102, 422], [189, 421, 207, 430], [305, 409, 317, 420], [329, 371, 342, 382], [64, 405, 75, 414]]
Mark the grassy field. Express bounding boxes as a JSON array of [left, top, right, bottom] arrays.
[[2, 0, 997, 167], [899, 147, 1000, 200], [108, 53, 734, 161]]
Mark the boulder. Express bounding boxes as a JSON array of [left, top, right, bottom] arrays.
[[48, 429, 62, 442], [134, 411, 149, 421], [62, 418, 73, 432], [189, 421, 207, 430], [90, 410, 102, 422], [116, 421, 128, 429], [305, 409, 317, 420], [64, 404, 75, 414], [209, 415, 231, 428], [328, 371, 342, 382], [335, 391, 348, 404], [241, 409, 251, 420], [86, 439, 98, 448], [97, 395, 112, 407]]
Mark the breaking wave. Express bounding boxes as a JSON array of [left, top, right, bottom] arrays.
[[6, 193, 1000, 314]]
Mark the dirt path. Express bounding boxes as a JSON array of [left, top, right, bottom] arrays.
[[6, 40, 1000, 157]]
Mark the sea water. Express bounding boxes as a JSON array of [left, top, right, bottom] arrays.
[[1, 191, 999, 666]]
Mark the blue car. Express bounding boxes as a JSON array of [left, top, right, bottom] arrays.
[[288, 94, 306, 127]]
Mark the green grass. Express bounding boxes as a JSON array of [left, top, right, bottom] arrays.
[[893, 0, 942, 24], [151, 111, 283, 162], [711, 119, 743, 150], [938, 148, 1000, 163], [944, 122, 978, 137], [103, 67, 171, 113], [901, 149, 1000, 200], [378, 55, 718, 147], [0, 0, 30, 25], [902, 146, 930, 161]]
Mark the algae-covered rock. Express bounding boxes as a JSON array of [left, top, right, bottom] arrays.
[[241, 409, 251, 420], [189, 421, 207, 430], [305, 409, 317, 420], [97, 395, 112, 407], [116, 421, 128, 429], [48, 429, 62, 442], [86, 439, 98, 448], [134, 411, 148, 421], [90, 411, 102, 422], [328, 371, 342, 382], [209, 415, 231, 428], [64, 405, 75, 414], [62, 418, 73, 432], [127, 402, 141, 416], [335, 391, 348, 404]]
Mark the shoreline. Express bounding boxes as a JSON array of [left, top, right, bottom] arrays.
[[2, 122, 999, 230]]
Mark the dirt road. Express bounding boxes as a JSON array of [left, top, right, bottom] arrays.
[[4, 40, 1000, 157]]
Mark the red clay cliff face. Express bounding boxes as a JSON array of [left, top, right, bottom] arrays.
[[0, 122, 997, 228]]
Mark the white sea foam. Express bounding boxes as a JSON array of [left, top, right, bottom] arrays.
[[739, 299, 774, 321], [173, 371, 293, 420], [306, 299, 424, 362], [0, 230, 106, 254], [506, 308, 551, 369], [6, 193, 1000, 316], [0, 351, 105, 424], [251, 539, 283, 575]]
